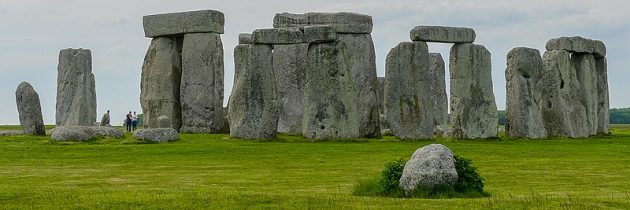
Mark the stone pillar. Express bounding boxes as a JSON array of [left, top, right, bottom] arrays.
[[56, 48, 97, 126], [384, 42, 433, 139], [505, 47, 546, 138], [228, 44, 278, 139], [449, 43, 498, 139], [595, 57, 609, 134], [16, 82, 46, 135], [377, 77, 385, 114], [180, 32, 225, 133], [273, 43, 308, 134], [428, 53, 448, 126]]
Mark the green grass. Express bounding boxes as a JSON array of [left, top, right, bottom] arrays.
[[1, 125, 629, 209]]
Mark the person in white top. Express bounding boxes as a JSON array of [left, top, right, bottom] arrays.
[[131, 111, 138, 131]]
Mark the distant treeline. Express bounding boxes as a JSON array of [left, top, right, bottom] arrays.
[[496, 108, 630, 125]]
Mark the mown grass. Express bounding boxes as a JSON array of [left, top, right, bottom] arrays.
[[0, 125, 629, 209]]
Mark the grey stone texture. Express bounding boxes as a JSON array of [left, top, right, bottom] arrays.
[[180, 32, 225, 133], [0, 131, 23, 136], [410, 26, 476, 43], [505, 47, 547, 139], [251, 28, 304, 44], [546, 36, 606, 58], [596, 57, 609, 134], [140, 37, 182, 131], [428, 53, 448, 126], [56, 48, 97, 126], [143, 10, 225, 37], [273, 12, 373, 34], [449, 43, 498, 139], [16, 82, 46, 136], [229, 44, 279, 139], [51, 126, 123, 141], [303, 25, 337, 43], [238, 33, 253, 44], [100, 112, 110, 126], [158, 115, 171, 128], [273, 43, 309, 134], [133, 128, 180, 143], [399, 144, 458, 193], [384, 42, 434, 140]]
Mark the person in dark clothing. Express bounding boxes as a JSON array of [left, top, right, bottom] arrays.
[[125, 111, 132, 132]]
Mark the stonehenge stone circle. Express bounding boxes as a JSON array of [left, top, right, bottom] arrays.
[[399, 144, 458, 193], [410, 26, 476, 43], [229, 44, 279, 139], [143, 10, 225, 37], [133, 128, 180, 143], [384, 42, 434, 140], [56, 48, 97, 126], [15, 82, 46, 136], [428, 53, 448, 127], [545, 36, 606, 58], [505, 47, 547, 138], [273, 43, 308, 134], [450, 43, 498, 139], [273, 12, 373, 33], [180, 32, 225, 133]]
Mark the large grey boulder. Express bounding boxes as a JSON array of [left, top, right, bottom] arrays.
[[505, 47, 547, 139], [428, 53, 448, 126], [449, 43, 498, 139], [596, 57, 609, 134], [384, 42, 434, 140], [399, 144, 458, 193], [180, 33, 224, 133], [143, 10, 224, 37], [133, 128, 179, 143], [51, 126, 123, 141], [410, 26, 476, 43], [273, 43, 308, 134], [0, 131, 23, 136], [56, 48, 97, 126], [273, 12, 373, 34], [251, 28, 303, 44], [229, 44, 278, 139], [545, 36, 606, 58], [15, 82, 46, 136], [541, 50, 590, 138], [100, 112, 110, 126], [140, 37, 182, 131]]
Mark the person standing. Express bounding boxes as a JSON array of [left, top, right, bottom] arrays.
[[131, 111, 138, 131], [100, 110, 111, 126], [125, 111, 132, 132]]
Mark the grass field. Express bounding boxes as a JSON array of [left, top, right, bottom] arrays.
[[1, 125, 629, 209]]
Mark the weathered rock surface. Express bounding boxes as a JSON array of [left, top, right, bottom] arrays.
[[238, 33, 253, 44], [229, 44, 278, 139], [140, 37, 182, 131], [546, 36, 606, 58], [428, 53, 448, 126], [143, 9, 224, 37], [51, 126, 123, 141], [252, 28, 303, 44], [449, 43, 498, 139], [505, 47, 547, 138], [573, 53, 598, 136], [399, 144, 458, 193], [180, 33, 224, 133], [410, 26, 476, 43], [16, 82, 46, 135], [56, 48, 97, 126], [273, 43, 308, 134], [133, 128, 179, 143], [596, 57, 609, 134], [384, 42, 433, 140], [303, 25, 337, 43], [0, 131, 23, 136], [158, 115, 171, 128], [434, 125, 452, 138], [273, 12, 373, 34]]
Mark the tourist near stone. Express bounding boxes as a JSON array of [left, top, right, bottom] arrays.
[[100, 110, 111, 126], [273, 43, 308, 134], [273, 12, 373, 34], [15, 82, 45, 136], [410, 26, 476, 43], [56, 48, 97, 126], [143, 9, 225, 37], [399, 144, 458, 193]]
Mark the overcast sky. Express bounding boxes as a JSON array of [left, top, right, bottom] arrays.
[[1, 0, 629, 125]]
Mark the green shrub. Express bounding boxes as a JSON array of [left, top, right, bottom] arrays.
[[375, 158, 406, 196], [454, 155, 486, 194]]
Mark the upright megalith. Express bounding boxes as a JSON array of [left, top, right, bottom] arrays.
[[180, 33, 224, 133], [140, 37, 183, 130], [384, 42, 434, 140], [16, 82, 45, 135], [450, 43, 498, 139], [56, 48, 97, 126], [428, 53, 448, 126], [273, 43, 308, 134], [141, 9, 225, 133], [595, 57, 609, 134], [505, 47, 546, 138], [229, 44, 278, 139]]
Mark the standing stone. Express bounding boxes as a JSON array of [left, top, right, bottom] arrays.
[[180, 33, 224, 133], [596, 57, 609, 134], [140, 37, 182, 131], [100, 111, 110, 126], [541, 50, 590, 138], [449, 43, 498, 139], [229, 44, 278, 139], [377, 77, 384, 114], [15, 82, 45, 136], [545, 36, 606, 58], [505, 47, 547, 138], [273, 43, 308, 134], [399, 144, 458, 193], [56, 48, 97, 126], [428, 53, 448, 126], [572, 53, 598, 136], [158, 115, 171, 128], [384, 42, 433, 140]]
